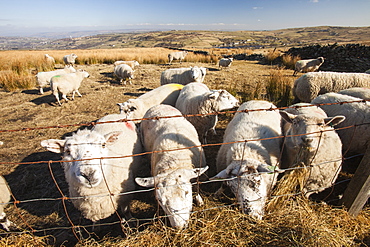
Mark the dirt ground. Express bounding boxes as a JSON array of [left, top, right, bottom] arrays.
[[0, 60, 298, 245]]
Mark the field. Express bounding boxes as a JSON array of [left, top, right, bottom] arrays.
[[0, 48, 369, 246]]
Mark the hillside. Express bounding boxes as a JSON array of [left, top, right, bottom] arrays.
[[1, 26, 370, 50]]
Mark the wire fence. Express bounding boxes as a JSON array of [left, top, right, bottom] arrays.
[[0, 99, 368, 241]]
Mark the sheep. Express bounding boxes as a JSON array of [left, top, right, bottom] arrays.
[[36, 66, 77, 94], [0, 176, 13, 231], [40, 113, 143, 223], [135, 104, 208, 229], [293, 57, 324, 76], [211, 100, 282, 220], [218, 57, 233, 69], [63, 53, 78, 66], [311, 92, 370, 156], [293, 72, 370, 103], [175, 82, 239, 143], [117, 83, 184, 121], [168, 51, 188, 64], [50, 70, 90, 105], [337, 87, 370, 100], [114, 64, 135, 85], [44, 54, 55, 65], [160, 66, 206, 86], [113, 60, 140, 69], [280, 105, 345, 198]]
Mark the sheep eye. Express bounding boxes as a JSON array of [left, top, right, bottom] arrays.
[[102, 143, 106, 148]]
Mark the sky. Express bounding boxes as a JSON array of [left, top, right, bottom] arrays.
[[0, 0, 369, 37]]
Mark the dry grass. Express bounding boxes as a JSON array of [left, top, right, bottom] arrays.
[[0, 49, 368, 246]]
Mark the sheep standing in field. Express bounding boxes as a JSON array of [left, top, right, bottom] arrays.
[[293, 72, 370, 103], [337, 87, 370, 100], [175, 82, 239, 143], [63, 53, 78, 66], [293, 57, 324, 76], [280, 105, 345, 197], [41, 113, 143, 223], [114, 64, 135, 85], [211, 100, 282, 219], [218, 57, 233, 69], [311, 92, 370, 156], [136, 104, 208, 229], [113, 60, 140, 69], [44, 54, 55, 65], [168, 51, 188, 64], [50, 70, 89, 105], [160, 66, 206, 86], [117, 83, 184, 121], [36, 66, 76, 94], [0, 176, 13, 231]]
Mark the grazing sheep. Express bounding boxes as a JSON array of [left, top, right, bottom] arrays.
[[114, 64, 134, 85], [50, 70, 90, 105], [175, 82, 239, 143], [0, 176, 13, 231], [160, 66, 206, 86], [311, 92, 370, 156], [218, 57, 233, 69], [280, 106, 345, 197], [337, 87, 370, 100], [63, 53, 78, 66], [293, 72, 370, 103], [113, 60, 140, 69], [136, 104, 208, 229], [168, 51, 188, 64], [41, 113, 143, 223], [44, 54, 55, 65], [117, 83, 184, 121], [211, 100, 282, 219], [293, 57, 324, 76], [36, 66, 77, 94]]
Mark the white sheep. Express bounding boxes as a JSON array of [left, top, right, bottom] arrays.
[[117, 83, 184, 121], [293, 57, 324, 76], [160, 66, 206, 86], [113, 60, 140, 69], [135, 104, 208, 229], [41, 113, 143, 223], [168, 51, 188, 64], [218, 57, 233, 69], [311, 92, 370, 156], [175, 82, 239, 143], [50, 70, 90, 105], [211, 100, 282, 219], [63, 53, 78, 66], [0, 176, 13, 231], [114, 64, 134, 85], [293, 72, 370, 103], [44, 54, 55, 65], [36, 66, 77, 94], [337, 87, 370, 100], [280, 106, 345, 197]]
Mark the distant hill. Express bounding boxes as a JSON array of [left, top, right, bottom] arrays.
[[1, 26, 370, 50]]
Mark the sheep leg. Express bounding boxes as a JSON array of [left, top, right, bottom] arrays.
[[75, 90, 82, 97], [54, 92, 62, 106], [62, 94, 69, 103], [194, 194, 204, 207], [39, 87, 44, 94]]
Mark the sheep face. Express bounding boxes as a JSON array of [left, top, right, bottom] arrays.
[[212, 159, 275, 220], [280, 112, 345, 152], [190, 67, 204, 81], [209, 90, 239, 110], [136, 167, 208, 229], [41, 129, 122, 188]]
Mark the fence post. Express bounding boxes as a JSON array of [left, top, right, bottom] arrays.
[[340, 146, 370, 216]]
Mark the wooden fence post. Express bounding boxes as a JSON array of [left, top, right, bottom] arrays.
[[340, 146, 370, 216]]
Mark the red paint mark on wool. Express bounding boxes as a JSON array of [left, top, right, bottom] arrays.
[[124, 121, 135, 131]]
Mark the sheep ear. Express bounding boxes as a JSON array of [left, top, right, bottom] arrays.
[[104, 131, 123, 145], [210, 169, 230, 180], [41, 139, 65, 153], [208, 90, 219, 99], [190, 166, 209, 179], [280, 111, 295, 123], [324, 116, 346, 127], [135, 177, 155, 187]]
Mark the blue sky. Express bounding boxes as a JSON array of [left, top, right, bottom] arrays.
[[0, 0, 369, 37]]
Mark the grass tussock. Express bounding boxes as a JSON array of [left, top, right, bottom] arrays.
[[265, 68, 294, 106], [264, 48, 281, 64], [282, 54, 301, 70]]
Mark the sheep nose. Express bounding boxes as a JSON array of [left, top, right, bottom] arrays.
[[302, 136, 314, 145]]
